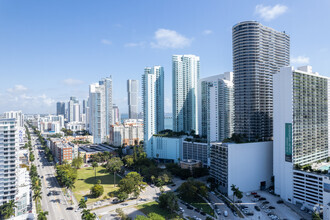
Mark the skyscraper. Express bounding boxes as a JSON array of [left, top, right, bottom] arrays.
[[56, 102, 65, 117], [0, 118, 19, 205], [233, 21, 290, 141], [112, 104, 120, 124], [127, 79, 139, 119], [4, 111, 24, 128], [82, 99, 87, 114], [172, 55, 200, 134], [67, 97, 79, 122], [88, 76, 113, 144], [142, 66, 164, 157], [198, 72, 234, 143], [273, 66, 329, 209]]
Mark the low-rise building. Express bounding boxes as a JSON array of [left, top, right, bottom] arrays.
[[182, 140, 208, 166], [210, 141, 273, 196], [79, 144, 116, 163], [109, 119, 143, 147], [147, 135, 184, 163], [65, 121, 86, 132], [180, 159, 202, 171]]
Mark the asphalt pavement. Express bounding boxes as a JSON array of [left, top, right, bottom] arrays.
[[30, 132, 81, 220]]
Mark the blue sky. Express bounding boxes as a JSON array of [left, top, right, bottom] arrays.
[[0, 0, 330, 114]]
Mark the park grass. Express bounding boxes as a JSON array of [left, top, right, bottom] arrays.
[[182, 196, 215, 217], [73, 166, 121, 204], [136, 201, 180, 219]]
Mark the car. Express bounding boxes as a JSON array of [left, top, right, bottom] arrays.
[[240, 205, 248, 209], [187, 206, 193, 210], [233, 211, 238, 217], [277, 199, 284, 204], [254, 206, 260, 211], [223, 210, 228, 217], [200, 212, 206, 216], [171, 184, 176, 187], [211, 191, 215, 195], [254, 195, 260, 198], [259, 197, 266, 201], [269, 206, 275, 209], [47, 192, 51, 196], [251, 192, 257, 195], [262, 201, 270, 205], [66, 207, 74, 210], [246, 212, 254, 216]]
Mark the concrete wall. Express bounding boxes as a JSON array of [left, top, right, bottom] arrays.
[[150, 136, 183, 163], [273, 66, 294, 202], [227, 141, 273, 196]]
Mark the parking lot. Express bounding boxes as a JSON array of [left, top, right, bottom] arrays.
[[240, 191, 302, 220]]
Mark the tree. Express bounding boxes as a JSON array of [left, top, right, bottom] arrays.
[[115, 208, 131, 220], [33, 189, 42, 208], [118, 172, 147, 198], [92, 162, 98, 180], [37, 210, 49, 220], [124, 155, 134, 167], [90, 182, 104, 198], [78, 198, 87, 209], [81, 209, 96, 220], [71, 156, 83, 169], [231, 184, 237, 203], [0, 200, 17, 219], [151, 175, 155, 185], [106, 157, 123, 186], [312, 212, 322, 220], [117, 191, 128, 201], [177, 178, 208, 200], [159, 192, 179, 213]]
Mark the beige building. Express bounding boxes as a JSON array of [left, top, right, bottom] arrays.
[[109, 119, 143, 146]]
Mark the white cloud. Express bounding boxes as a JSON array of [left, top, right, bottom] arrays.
[[7, 85, 28, 93], [203, 30, 213, 35], [255, 4, 288, 21], [151, 29, 192, 49], [101, 39, 112, 45], [124, 42, 146, 47], [291, 56, 310, 65], [62, 78, 84, 86]]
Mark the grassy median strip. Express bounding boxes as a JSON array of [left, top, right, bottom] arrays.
[[136, 201, 179, 219], [73, 166, 121, 204]]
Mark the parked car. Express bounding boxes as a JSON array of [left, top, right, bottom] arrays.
[[259, 197, 266, 201], [200, 212, 206, 216], [262, 201, 270, 205], [66, 207, 74, 210], [251, 192, 257, 195], [223, 210, 228, 217], [277, 200, 284, 204], [254, 206, 260, 211], [269, 206, 275, 209]]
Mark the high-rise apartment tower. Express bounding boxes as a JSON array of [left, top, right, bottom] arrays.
[[233, 21, 290, 141]]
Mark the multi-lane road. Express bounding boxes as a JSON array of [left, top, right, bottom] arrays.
[[30, 130, 80, 220]]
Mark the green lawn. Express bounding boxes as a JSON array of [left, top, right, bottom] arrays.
[[182, 196, 215, 217], [136, 201, 180, 219], [73, 166, 121, 204]]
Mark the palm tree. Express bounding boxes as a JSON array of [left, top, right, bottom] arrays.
[[78, 198, 87, 209], [64, 178, 75, 204], [2, 200, 17, 219], [33, 189, 42, 209], [37, 210, 49, 220], [81, 209, 96, 220], [92, 162, 98, 180], [230, 184, 236, 203]]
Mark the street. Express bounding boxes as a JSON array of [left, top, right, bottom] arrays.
[[30, 131, 81, 220]]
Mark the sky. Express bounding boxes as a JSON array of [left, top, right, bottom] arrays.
[[1, 0, 330, 114]]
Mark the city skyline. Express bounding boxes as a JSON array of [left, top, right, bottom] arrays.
[[1, 1, 329, 114]]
